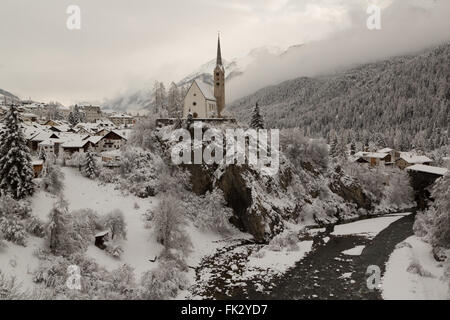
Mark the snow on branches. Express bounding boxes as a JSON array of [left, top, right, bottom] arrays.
[[0, 104, 34, 199]]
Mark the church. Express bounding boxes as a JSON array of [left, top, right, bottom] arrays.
[[183, 36, 226, 119]]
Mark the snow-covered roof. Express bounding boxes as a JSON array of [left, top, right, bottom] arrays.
[[31, 160, 44, 166], [406, 164, 448, 176], [87, 135, 103, 144], [377, 148, 394, 153], [31, 131, 59, 142], [111, 129, 129, 140], [364, 152, 389, 159], [399, 153, 432, 164], [61, 134, 91, 148], [354, 151, 369, 157], [109, 113, 132, 119], [195, 80, 216, 101], [95, 230, 109, 238], [38, 139, 55, 147]]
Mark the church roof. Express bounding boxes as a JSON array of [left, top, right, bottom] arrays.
[[195, 80, 216, 101], [217, 35, 223, 67]]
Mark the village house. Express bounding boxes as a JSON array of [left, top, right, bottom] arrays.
[[377, 148, 401, 163], [406, 164, 448, 209], [82, 105, 102, 123], [97, 130, 127, 151], [61, 139, 92, 156], [20, 113, 39, 122], [28, 131, 60, 153], [109, 113, 134, 127], [395, 153, 433, 170], [31, 159, 44, 178]]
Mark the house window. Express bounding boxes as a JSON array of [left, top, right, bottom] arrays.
[[193, 112, 198, 118], [216, 72, 219, 76]]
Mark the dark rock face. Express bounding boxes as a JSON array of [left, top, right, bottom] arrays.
[[187, 162, 288, 243], [407, 171, 441, 210], [328, 172, 372, 211]]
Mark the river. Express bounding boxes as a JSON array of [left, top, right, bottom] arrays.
[[193, 213, 415, 300]]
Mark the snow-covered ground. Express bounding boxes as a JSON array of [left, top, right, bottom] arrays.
[[247, 241, 313, 273], [1, 167, 236, 294], [331, 213, 411, 239], [382, 236, 449, 300], [342, 245, 365, 256]]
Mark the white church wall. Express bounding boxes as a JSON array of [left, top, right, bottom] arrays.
[[184, 82, 216, 118]]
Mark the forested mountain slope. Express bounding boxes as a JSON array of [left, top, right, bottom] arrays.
[[229, 44, 450, 150]]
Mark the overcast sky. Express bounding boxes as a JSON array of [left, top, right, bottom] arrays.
[[0, 0, 448, 105]]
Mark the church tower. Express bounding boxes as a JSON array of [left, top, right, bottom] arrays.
[[214, 35, 225, 117]]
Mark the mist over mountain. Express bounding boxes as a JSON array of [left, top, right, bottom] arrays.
[[102, 46, 284, 113], [229, 43, 450, 151], [0, 88, 19, 102]]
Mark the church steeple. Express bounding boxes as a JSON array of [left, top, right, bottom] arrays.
[[216, 34, 223, 67], [214, 34, 225, 117]]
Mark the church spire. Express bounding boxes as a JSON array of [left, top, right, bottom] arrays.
[[216, 34, 223, 67]]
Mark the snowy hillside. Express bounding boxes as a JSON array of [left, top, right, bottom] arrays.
[[228, 43, 450, 151], [0, 88, 20, 103]]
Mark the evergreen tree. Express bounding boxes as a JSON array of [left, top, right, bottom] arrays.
[[0, 104, 34, 199], [82, 151, 98, 179], [329, 135, 339, 158], [167, 82, 182, 118], [47, 197, 73, 255], [250, 102, 264, 129], [350, 140, 356, 155]]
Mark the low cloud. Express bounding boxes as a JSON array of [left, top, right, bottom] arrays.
[[227, 0, 450, 102]]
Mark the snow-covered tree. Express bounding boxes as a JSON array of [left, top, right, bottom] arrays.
[[47, 198, 70, 254], [68, 105, 82, 127], [183, 189, 235, 235], [0, 104, 35, 199], [151, 193, 192, 256], [250, 102, 264, 129], [41, 162, 65, 195], [139, 258, 188, 300], [82, 151, 99, 179], [153, 81, 167, 113], [329, 134, 339, 158], [102, 209, 127, 240], [384, 169, 414, 208], [46, 197, 85, 255], [350, 140, 356, 155], [416, 173, 450, 249], [129, 115, 158, 151], [167, 82, 182, 118]]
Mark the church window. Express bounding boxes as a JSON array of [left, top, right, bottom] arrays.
[[216, 82, 219, 86], [216, 72, 219, 76], [193, 102, 197, 106]]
